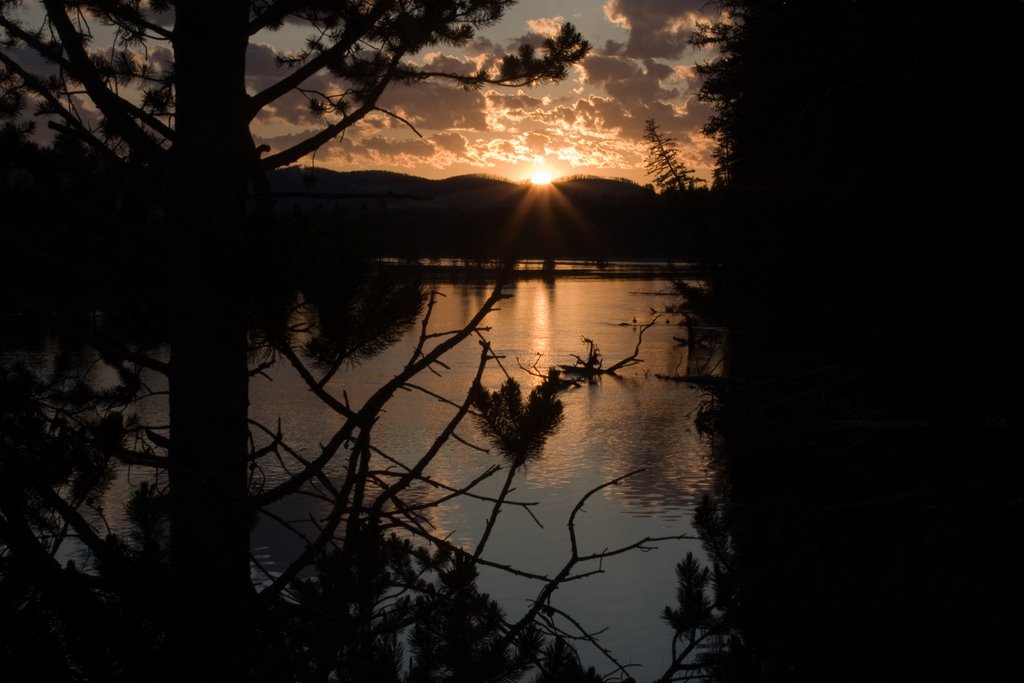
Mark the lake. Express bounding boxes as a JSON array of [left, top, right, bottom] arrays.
[[7, 265, 719, 678], [250, 269, 717, 675]]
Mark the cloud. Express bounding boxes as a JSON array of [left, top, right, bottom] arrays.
[[309, 134, 442, 170], [247, 47, 491, 130], [378, 79, 488, 131], [266, 128, 475, 172], [360, 136, 434, 158], [258, 94, 716, 180], [599, 40, 627, 57], [526, 16, 565, 39], [570, 94, 633, 133], [603, 0, 708, 59], [502, 15, 574, 56], [580, 55, 683, 111], [416, 52, 479, 77], [523, 131, 550, 155], [248, 43, 335, 125], [472, 89, 705, 174], [246, 19, 716, 183], [246, 43, 282, 89], [431, 132, 469, 155], [582, 54, 638, 83], [469, 35, 498, 53]]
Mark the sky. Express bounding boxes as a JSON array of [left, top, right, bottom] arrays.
[[5, 1, 719, 185], [249, 1, 720, 184]]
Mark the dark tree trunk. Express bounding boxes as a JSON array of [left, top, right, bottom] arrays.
[[166, 3, 255, 679]]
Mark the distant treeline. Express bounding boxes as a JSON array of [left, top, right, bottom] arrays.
[[284, 184, 721, 264], [2, 141, 724, 320]]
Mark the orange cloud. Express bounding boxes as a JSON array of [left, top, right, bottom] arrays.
[[526, 16, 566, 39]]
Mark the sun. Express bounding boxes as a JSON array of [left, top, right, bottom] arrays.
[[530, 169, 553, 185]]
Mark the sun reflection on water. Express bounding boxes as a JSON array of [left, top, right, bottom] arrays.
[[243, 276, 716, 673], [528, 283, 551, 360]]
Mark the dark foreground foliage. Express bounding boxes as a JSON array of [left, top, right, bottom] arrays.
[[684, 1, 1023, 680]]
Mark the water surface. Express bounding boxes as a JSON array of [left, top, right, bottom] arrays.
[[249, 275, 717, 675], [5, 271, 717, 677]]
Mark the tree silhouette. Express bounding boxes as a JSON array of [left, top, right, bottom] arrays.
[[642, 118, 700, 193], [687, 1, 1023, 680], [690, 0, 1021, 192], [1, 3, 591, 680]]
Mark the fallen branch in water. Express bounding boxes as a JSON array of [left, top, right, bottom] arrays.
[[559, 316, 660, 377]]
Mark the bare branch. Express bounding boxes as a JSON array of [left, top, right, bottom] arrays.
[[256, 429, 367, 605], [497, 469, 695, 653], [373, 105, 423, 137], [537, 602, 638, 679], [368, 340, 491, 522], [277, 343, 358, 420]]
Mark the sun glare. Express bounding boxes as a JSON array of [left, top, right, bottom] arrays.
[[530, 169, 553, 185]]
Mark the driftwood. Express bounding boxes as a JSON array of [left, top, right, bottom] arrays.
[[559, 317, 660, 377], [517, 355, 583, 389]]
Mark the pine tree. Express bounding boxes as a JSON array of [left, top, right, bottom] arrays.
[[643, 118, 700, 192], [1, 3, 589, 679]]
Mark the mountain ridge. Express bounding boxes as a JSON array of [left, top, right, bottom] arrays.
[[268, 167, 651, 210]]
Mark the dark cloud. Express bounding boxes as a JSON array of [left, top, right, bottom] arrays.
[[432, 132, 469, 155], [485, 90, 547, 117], [378, 78, 488, 131], [255, 90, 320, 125], [246, 43, 282, 89], [469, 35, 498, 53], [9, 44, 60, 78], [148, 45, 175, 74], [572, 94, 632, 131], [360, 136, 434, 158], [599, 39, 627, 57], [304, 133, 443, 169], [491, 140, 516, 156], [255, 129, 327, 159], [581, 54, 679, 109], [500, 16, 573, 58], [248, 48, 491, 130], [417, 53, 478, 77], [246, 43, 332, 96], [248, 43, 334, 125], [523, 131, 550, 154], [603, 0, 709, 59], [643, 58, 674, 81], [502, 31, 548, 57], [583, 54, 638, 82]]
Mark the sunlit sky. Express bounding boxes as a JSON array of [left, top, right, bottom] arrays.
[[9, 1, 718, 184], [251, 0, 719, 184]]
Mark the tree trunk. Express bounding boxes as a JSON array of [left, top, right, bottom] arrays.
[[166, 3, 255, 679]]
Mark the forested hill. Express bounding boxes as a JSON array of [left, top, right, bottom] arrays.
[[267, 167, 651, 210], [267, 168, 711, 261]]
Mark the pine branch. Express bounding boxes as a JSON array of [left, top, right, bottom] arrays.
[[246, 0, 396, 117], [37, 1, 170, 157]]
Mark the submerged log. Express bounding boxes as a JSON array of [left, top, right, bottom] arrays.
[[560, 317, 659, 377]]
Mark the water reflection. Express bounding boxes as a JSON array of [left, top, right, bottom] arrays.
[[3, 273, 715, 675], [528, 281, 552, 360], [241, 277, 715, 552], [247, 276, 715, 672]]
